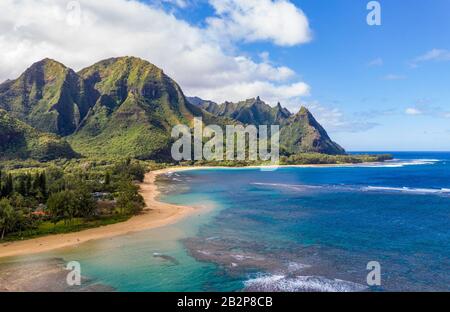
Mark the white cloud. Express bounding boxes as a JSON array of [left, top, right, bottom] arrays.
[[303, 101, 378, 133], [160, 0, 189, 8], [405, 102, 450, 119], [194, 81, 310, 111], [405, 108, 422, 115], [415, 49, 450, 63], [206, 0, 312, 46], [368, 58, 383, 67], [383, 74, 406, 80], [0, 0, 310, 106]]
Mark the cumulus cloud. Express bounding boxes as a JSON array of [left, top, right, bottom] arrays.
[[206, 0, 312, 46], [405, 97, 450, 118], [160, 0, 189, 8], [414, 49, 450, 63], [405, 108, 422, 115], [368, 57, 383, 67], [303, 101, 379, 133], [383, 74, 406, 81], [0, 0, 310, 107], [196, 81, 310, 109], [405, 103, 450, 118]]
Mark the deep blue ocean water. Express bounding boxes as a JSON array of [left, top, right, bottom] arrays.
[[2, 152, 449, 291]]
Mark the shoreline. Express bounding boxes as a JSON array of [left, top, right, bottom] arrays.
[[0, 168, 197, 259], [0, 163, 379, 259]]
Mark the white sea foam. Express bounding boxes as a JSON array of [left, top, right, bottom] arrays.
[[350, 158, 441, 168], [197, 250, 212, 256], [244, 274, 367, 292], [252, 182, 323, 190], [253, 182, 450, 196], [287, 262, 311, 272], [231, 254, 265, 261], [363, 186, 450, 195]]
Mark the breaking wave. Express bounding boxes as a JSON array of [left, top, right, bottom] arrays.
[[352, 159, 441, 168], [363, 186, 450, 195], [253, 182, 450, 197], [243, 274, 367, 292]]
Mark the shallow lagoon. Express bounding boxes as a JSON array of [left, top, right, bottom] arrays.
[[2, 152, 449, 291]]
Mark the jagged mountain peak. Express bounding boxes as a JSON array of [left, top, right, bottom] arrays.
[[281, 106, 345, 155], [0, 58, 86, 136], [1, 57, 346, 159]]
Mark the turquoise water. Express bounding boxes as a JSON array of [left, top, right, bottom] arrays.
[[2, 152, 450, 291]]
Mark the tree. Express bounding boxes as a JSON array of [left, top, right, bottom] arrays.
[[73, 184, 96, 218], [0, 198, 18, 239], [39, 172, 47, 199], [116, 180, 145, 215], [47, 185, 97, 223], [112, 161, 146, 182], [17, 177, 27, 196], [26, 173, 32, 196], [32, 173, 41, 195], [46, 191, 77, 224], [3, 174, 13, 197], [105, 172, 111, 186]]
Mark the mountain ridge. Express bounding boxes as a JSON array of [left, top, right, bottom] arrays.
[[188, 96, 345, 155], [0, 109, 78, 161], [0, 57, 346, 159]]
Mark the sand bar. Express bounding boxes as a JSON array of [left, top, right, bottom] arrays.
[[0, 168, 197, 259], [0, 163, 375, 259]]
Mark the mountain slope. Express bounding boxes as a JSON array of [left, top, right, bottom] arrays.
[[0, 57, 345, 160], [189, 96, 292, 126], [69, 57, 219, 159], [0, 109, 77, 161], [0, 59, 93, 136], [280, 107, 345, 155], [189, 97, 345, 155]]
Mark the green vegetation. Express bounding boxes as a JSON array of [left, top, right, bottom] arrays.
[[0, 159, 147, 241], [190, 97, 345, 155], [191, 96, 292, 126], [279, 107, 345, 155], [280, 153, 393, 165], [2, 57, 347, 160], [0, 109, 77, 161], [0, 56, 395, 242], [0, 59, 91, 136], [172, 153, 393, 167]]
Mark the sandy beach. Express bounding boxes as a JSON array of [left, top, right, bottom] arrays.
[[0, 168, 198, 259], [0, 163, 371, 259]]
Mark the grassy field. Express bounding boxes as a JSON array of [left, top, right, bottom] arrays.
[[2, 214, 131, 242]]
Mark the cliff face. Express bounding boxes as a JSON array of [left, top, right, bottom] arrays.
[[189, 97, 345, 155], [0, 57, 345, 160], [0, 57, 206, 159], [189, 96, 292, 126], [0, 109, 77, 161], [0, 59, 91, 136], [280, 107, 345, 155]]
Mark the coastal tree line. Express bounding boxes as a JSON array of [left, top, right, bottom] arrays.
[[0, 159, 147, 240]]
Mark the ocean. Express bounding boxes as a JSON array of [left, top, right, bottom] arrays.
[[2, 152, 450, 291]]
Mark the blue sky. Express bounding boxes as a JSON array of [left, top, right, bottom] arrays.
[[1, 0, 449, 151], [156, 0, 450, 151]]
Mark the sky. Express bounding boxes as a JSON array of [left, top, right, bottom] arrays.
[[0, 0, 449, 151]]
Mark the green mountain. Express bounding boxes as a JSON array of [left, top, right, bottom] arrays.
[[0, 56, 345, 160], [0, 59, 92, 136], [280, 107, 345, 155], [70, 57, 227, 159], [0, 109, 77, 161], [188, 96, 292, 126], [188, 97, 345, 155]]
